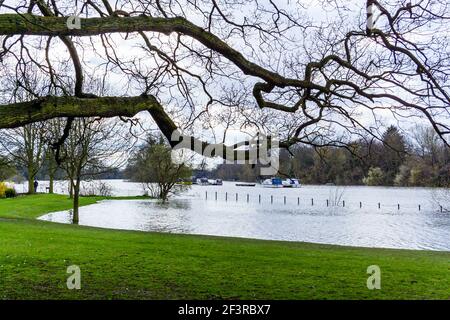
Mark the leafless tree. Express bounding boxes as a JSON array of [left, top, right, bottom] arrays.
[[58, 117, 132, 224], [0, 123, 46, 193], [0, 0, 448, 164], [42, 119, 64, 194]]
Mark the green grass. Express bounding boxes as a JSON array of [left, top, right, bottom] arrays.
[[0, 194, 449, 299], [0, 194, 150, 219]]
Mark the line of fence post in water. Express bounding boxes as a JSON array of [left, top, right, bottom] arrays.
[[203, 192, 444, 213]]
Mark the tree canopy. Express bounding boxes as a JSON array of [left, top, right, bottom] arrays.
[[0, 0, 448, 161]]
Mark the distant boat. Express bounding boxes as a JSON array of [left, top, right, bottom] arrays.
[[262, 178, 283, 188], [236, 183, 256, 187], [282, 178, 301, 188], [209, 179, 223, 186], [196, 177, 209, 185]]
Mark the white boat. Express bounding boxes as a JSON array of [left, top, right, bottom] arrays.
[[196, 177, 209, 185], [208, 179, 223, 186], [262, 178, 284, 188], [282, 178, 301, 188]]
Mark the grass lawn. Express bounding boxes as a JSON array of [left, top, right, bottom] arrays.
[[0, 194, 449, 299]]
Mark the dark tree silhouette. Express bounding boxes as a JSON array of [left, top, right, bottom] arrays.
[[0, 0, 448, 161]]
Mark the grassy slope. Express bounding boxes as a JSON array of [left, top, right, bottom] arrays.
[[0, 194, 449, 300]]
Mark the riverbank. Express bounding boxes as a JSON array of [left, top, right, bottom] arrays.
[[0, 194, 449, 299]]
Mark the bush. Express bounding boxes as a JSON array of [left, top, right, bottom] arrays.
[[80, 181, 113, 197], [0, 182, 6, 198], [363, 167, 384, 186], [5, 188, 16, 198]]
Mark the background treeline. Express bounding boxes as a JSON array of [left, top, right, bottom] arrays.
[[208, 125, 450, 187], [3, 124, 448, 188]]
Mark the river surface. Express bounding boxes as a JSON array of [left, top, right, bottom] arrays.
[[36, 180, 450, 251]]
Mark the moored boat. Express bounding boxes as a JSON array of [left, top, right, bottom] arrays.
[[262, 177, 283, 188], [282, 178, 301, 188], [196, 177, 209, 185], [209, 179, 223, 186]]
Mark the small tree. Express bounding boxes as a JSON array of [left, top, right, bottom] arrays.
[[394, 164, 410, 186], [363, 167, 384, 186], [128, 137, 192, 202], [59, 118, 131, 224], [0, 123, 46, 194]]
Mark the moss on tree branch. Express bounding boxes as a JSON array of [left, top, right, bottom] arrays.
[[0, 95, 159, 128]]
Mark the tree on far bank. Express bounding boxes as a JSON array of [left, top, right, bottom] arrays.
[[380, 126, 408, 185], [0, 155, 15, 181], [363, 167, 384, 186]]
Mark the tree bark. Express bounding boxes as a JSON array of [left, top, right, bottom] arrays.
[[69, 180, 73, 199], [49, 172, 54, 194], [0, 95, 272, 161], [0, 95, 158, 129], [72, 178, 81, 224], [48, 153, 56, 194], [27, 174, 35, 194]]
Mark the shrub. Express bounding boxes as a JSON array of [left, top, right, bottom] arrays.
[[4, 188, 16, 198], [363, 167, 384, 186], [0, 182, 6, 198], [80, 181, 113, 197]]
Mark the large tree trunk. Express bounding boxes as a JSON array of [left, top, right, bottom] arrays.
[[0, 95, 270, 162], [27, 169, 35, 194], [0, 96, 157, 129], [72, 179, 81, 225], [27, 177, 34, 194], [69, 180, 73, 199], [49, 173, 54, 194], [48, 157, 55, 194]]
